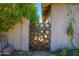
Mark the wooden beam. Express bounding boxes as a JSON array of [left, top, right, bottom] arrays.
[[42, 3, 51, 22], [42, 3, 50, 8]]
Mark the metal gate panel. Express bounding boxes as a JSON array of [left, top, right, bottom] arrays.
[[29, 23, 51, 51]]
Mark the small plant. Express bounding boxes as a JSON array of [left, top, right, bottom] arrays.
[[70, 49, 79, 56], [60, 48, 69, 56], [51, 48, 69, 56], [52, 48, 79, 56]]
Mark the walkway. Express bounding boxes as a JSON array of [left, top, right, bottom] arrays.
[[12, 51, 55, 56]]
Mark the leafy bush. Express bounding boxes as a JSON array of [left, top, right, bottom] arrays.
[[60, 48, 69, 56], [51, 48, 79, 56], [70, 49, 79, 56], [0, 4, 38, 32], [52, 48, 69, 56]]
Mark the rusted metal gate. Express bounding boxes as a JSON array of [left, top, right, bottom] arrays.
[[29, 23, 51, 51]]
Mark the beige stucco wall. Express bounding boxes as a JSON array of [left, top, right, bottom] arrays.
[[70, 5, 79, 48], [50, 4, 79, 51], [4, 18, 29, 51], [21, 18, 29, 51]]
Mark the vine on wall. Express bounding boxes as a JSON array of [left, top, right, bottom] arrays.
[[67, 21, 76, 48]]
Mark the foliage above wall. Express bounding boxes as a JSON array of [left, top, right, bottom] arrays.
[[0, 4, 38, 32]]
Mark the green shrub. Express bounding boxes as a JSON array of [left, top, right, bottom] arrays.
[[0, 4, 38, 32], [60, 48, 69, 56], [52, 48, 79, 56], [70, 49, 79, 56], [51, 48, 69, 56]]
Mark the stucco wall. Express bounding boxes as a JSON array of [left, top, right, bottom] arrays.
[[5, 18, 29, 51], [70, 5, 79, 48], [21, 18, 29, 51], [50, 4, 78, 51]]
